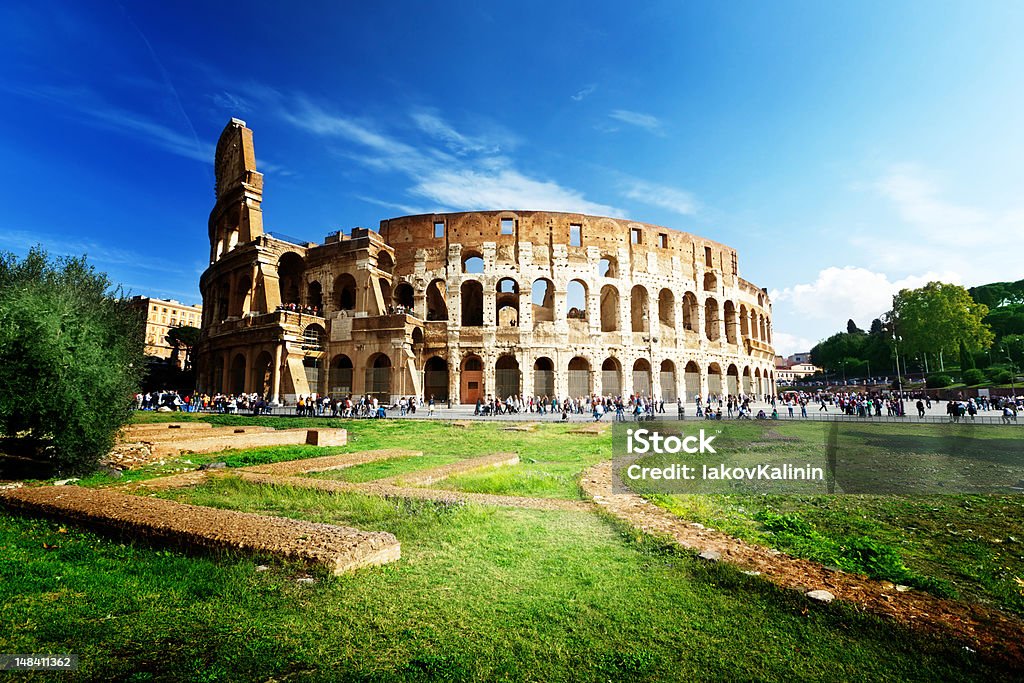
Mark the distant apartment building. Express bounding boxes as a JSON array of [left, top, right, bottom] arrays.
[[788, 352, 812, 364], [775, 355, 821, 383], [129, 296, 203, 367]]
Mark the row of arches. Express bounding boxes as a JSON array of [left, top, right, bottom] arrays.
[[212, 251, 770, 347], [458, 251, 723, 293]]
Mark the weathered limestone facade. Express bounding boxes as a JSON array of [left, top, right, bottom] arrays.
[[196, 119, 776, 404]]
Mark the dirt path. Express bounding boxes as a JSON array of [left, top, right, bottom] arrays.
[[580, 460, 1024, 666]]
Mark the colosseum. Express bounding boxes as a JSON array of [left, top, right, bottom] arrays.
[[195, 119, 777, 405]]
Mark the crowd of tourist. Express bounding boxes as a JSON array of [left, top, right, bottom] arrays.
[[276, 303, 322, 316], [134, 387, 1020, 423]]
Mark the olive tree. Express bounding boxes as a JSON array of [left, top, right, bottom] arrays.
[[0, 248, 144, 475]]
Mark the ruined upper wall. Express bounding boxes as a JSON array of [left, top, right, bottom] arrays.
[[214, 118, 262, 200], [379, 210, 739, 281]]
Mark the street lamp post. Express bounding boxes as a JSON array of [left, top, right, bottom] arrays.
[[1002, 346, 1018, 400], [642, 335, 659, 400]]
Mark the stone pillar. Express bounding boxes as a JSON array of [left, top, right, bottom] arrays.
[[272, 343, 283, 403]]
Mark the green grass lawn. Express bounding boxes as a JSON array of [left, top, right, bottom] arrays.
[[0, 478, 1011, 681], [3, 413, 1019, 680]]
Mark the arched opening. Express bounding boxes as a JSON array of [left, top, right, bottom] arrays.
[[600, 285, 619, 332], [424, 356, 449, 402], [658, 288, 675, 329], [684, 360, 701, 399], [742, 366, 753, 395], [726, 364, 740, 396], [533, 357, 555, 397], [462, 251, 484, 274], [393, 282, 415, 311], [365, 353, 392, 404], [216, 281, 230, 322], [229, 353, 246, 395], [251, 351, 273, 398], [708, 362, 723, 397], [377, 252, 395, 274], [334, 273, 357, 311], [631, 285, 649, 333], [277, 253, 304, 306], [302, 324, 325, 351], [569, 356, 593, 396], [307, 281, 323, 310], [703, 272, 717, 292], [567, 279, 588, 320], [632, 358, 652, 397], [759, 314, 766, 341], [660, 360, 677, 401], [210, 354, 225, 393], [411, 327, 424, 347], [496, 278, 519, 327], [231, 274, 251, 317], [705, 298, 720, 341], [426, 279, 448, 321], [329, 354, 354, 397], [460, 354, 484, 404], [532, 278, 555, 323], [378, 278, 392, 313], [598, 255, 618, 278], [680, 292, 698, 332], [755, 368, 763, 395], [600, 357, 620, 397], [740, 305, 749, 338], [460, 280, 484, 326], [495, 355, 521, 398], [750, 310, 759, 340], [724, 301, 737, 344]]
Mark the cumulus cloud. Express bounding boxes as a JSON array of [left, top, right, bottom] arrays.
[[771, 266, 962, 344], [771, 331, 816, 357]]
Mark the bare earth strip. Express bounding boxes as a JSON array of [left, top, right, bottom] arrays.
[[231, 471, 593, 512], [0, 485, 399, 575], [241, 449, 421, 476], [376, 452, 519, 486], [580, 460, 1024, 666]]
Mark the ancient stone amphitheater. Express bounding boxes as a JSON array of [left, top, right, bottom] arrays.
[[196, 119, 776, 405]]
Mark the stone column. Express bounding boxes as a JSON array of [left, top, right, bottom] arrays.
[[271, 343, 283, 403]]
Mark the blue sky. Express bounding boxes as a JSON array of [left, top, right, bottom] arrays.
[[3, 1, 1024, 354]]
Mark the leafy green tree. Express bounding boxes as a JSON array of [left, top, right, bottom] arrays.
[[869, 318, 884, 335], [0, 248, 144, 475], [891, 282, 994, 365], [166, 325, 201, 371], [958, 340, 975, 370], [847, 319, 864, 335]]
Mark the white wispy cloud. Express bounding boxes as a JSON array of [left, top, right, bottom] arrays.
[[571, 84, 597, 101], [608, 109, 664, 134], [847, 163, 1024, 284], [273, 94, 621, 215], [0, 227, 189, 276], [6, 83, 213, 164], [410, 165, 622, 216], [410, 109, 507, 156], [355, 195, 433, 216], [622, 178, 698, 216]]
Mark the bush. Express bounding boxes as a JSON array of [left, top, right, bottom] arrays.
[[925, 373, 953, 388], [990, 370, 1014, 385], [961, 368, 986, 386], [0, 248, 144, 475]]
